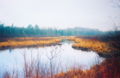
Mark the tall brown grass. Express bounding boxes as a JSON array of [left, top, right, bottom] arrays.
[[54, 57, 120, 78]]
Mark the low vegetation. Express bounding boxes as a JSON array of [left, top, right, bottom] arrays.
[[69, 37, 120, 55], [0, 37, 62, 50], [71, 37, 115, 52], [0, 36, 120, 54]]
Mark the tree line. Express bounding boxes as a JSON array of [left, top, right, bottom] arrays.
[[0, 24, 107, 38]]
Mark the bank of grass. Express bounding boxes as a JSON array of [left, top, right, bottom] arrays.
[[55, 57, 120, 78], [0, 37, 62, 49], [1, 36, 119, 53], [69, 37, 119, 54]]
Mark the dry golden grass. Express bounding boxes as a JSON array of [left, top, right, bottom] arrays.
[[68, 37, 118, 53], [0, 37, 62, 49], [0, 36, 119, 52]]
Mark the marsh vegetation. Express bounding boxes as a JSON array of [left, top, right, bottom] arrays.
[[0, 25, 120, 78]]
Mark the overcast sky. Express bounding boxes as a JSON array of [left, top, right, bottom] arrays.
[[0, 0, 120, 31]]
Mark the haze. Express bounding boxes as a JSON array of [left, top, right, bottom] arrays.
[[0, 0, 120, 31]]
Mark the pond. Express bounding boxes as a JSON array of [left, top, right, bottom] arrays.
[[0, 41, 104, 77]]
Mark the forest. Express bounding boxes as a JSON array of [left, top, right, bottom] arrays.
[[0, 24, 104, 37]]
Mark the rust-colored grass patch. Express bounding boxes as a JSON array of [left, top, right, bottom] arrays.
[[55, 57, 120, 78]]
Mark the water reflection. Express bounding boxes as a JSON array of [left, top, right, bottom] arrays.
[[0, 42, 104, 75]]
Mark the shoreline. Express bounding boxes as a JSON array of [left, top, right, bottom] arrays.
[[70, 37, 120, 57], [0, 37, 62, 50], [0, 36, 120, 57]]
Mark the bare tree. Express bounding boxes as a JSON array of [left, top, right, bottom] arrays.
[[46, 46, 61, 78]]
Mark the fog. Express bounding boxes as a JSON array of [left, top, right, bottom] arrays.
[[0, 0, 120, 31]]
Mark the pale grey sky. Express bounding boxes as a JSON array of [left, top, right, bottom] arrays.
[[0, 0, 120, 31]]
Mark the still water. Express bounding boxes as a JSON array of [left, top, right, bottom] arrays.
[[0, 41, 104, 76]]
